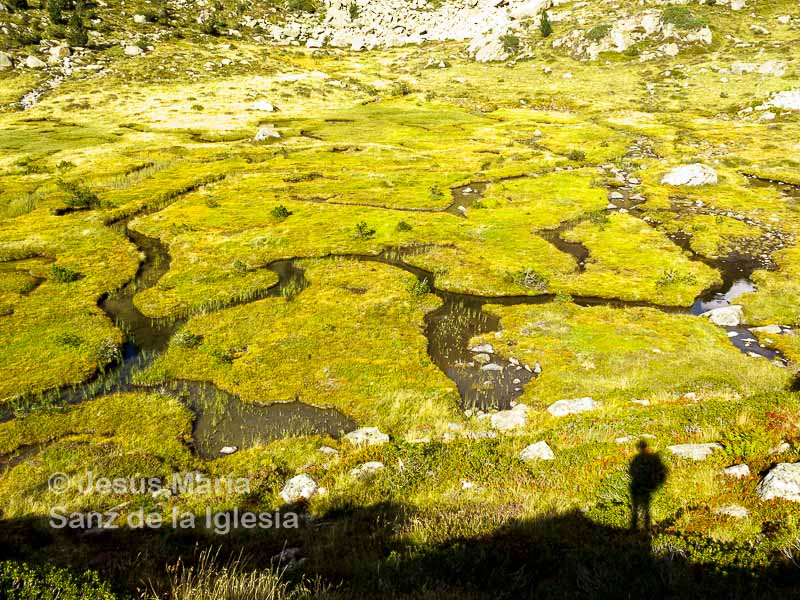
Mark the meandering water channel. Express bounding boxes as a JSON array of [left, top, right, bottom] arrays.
[[1, 171, 794, 458]]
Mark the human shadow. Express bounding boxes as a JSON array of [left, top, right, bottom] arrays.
[[629, 439, 668, 533]]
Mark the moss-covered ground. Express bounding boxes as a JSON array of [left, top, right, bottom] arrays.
[[1, 0, 800, 596]]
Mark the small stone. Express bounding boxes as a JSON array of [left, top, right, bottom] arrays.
[[280, 474, 318, 503], [133, 14, 147, 24], [751, 325, 782, 335], [350, 461, 384, 479], [520, 441, 555, 461], [49, 46, 70, 59], [318, 446, 339, 457], [757, 463, 800, 501], [481, 363, 503, 372], [0, 52, 12, 70], [547, 397, 599, 417], [723, 464, 750, 478], [667, 443, 722, 461], [715, 505, 748, 519], [124, 45, 143, 56], [471, 343, 494, 354], [344, 426, 390, 447], [219, 446, 238, 455]]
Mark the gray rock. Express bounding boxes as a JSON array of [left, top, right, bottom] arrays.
[[25, 55, 47, 69], [350, 461, 385, 479], [49, 46, 70, 59], [0, 52, 12, 70], [124, 45, 143, 56], [133, 14, 148, 24], [219, 445, 238, 455], [667, 443, 722, 461], [547, 397, 599, 417], [280, 474, 318, 503], [344, 426, 390, 447], [520, 441, 555, 461], [701, 305, 744, 327], [723, 464, 750, 478], [751, 325, 782, 335], [757, 463, 800, 501], [481, 363, 503, 372], [482, 403, 529, 431], [661, 164, 718, 186], [318, 445, 339, 457], [470, 343, 494, 354]]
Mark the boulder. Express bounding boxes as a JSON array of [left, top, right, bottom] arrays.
[[349, 461, 385, 479], [547, 397, 599, 417], [254, 126, 281, 141], [757, 463, 800, 501], [661, 164, 718, 186], [133, 14, 147, 24], [219, 446, 238, 455], [280, 474, 318, 503], [470, 343, 494, 354], [768, 90, 800, 111], [49, 46, 70, 59], [0, 52, 12, 70], [723, 464, 750, 478], [251, 100, 276, 112], [667, 443, 722, 461], [124, 45, 143, 56], [751, 325, 782, 335], [344, 426, 390, 447], [25, 55, 47, 69], [701, 305, 744, 327], [468, 36, 510, 63], [318, 445, 339, 457], [520, 441, 555, 461], [486, 403, 529, 431]]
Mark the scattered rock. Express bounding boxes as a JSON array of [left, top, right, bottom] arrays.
[[133, 14, 148, 24], [280, 474, 318, 503], [124, 45, 143, 56], [757, 463, 800, 502], [482, 403, 529, 431], [344, 426, 390, 447], [25, 55, 47, 69], [470, 343, 494, 354], [318, 446, 339, 457], [661, 164, 718, 187], [766, 90, 800, 111], [667, 443, 722, 461], [547, 397, 599, 417], [350, 461, 385, 479], [715, 505, 748, 519], [723, 464, 750, 478], [520, 441, 555, 461], [49, 46, 70, 59], [254, 126, 281, 141], [701, 305, 744, 327], [0, 52, 12, 70], [251, 100, 276, 112], [751, 325, 782, 335], [481, 363, 503, 372], [219, 446, 238, 455]]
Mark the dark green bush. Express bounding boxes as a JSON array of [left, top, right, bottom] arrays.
[[586, 23, 612, 41], [51, 265, 81, 283], [540, 11, 553, 37], [353, 221, 376, 240], [662, 6, 708, 30]]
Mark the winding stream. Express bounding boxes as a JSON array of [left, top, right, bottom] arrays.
[[2, 170, 794, 456]]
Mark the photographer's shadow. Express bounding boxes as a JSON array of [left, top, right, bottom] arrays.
[[629, 439, 668, 533]]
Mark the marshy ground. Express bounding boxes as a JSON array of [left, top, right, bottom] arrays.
[[2, 0, 800, 596]]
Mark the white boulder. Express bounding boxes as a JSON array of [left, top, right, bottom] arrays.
[[254, 126, 281, 141], [280, 474, 318, 503], [667, 443, 722, 461], [547, 397, 599, 417], [0, 52, 12, 70], [520, 441, 555, 461], [757, 463, 800, 502], [723, 464, 750, 478], [661, 164, 718, 186], [767, 90, 800, 111], [124, 45, 143, 56], [25, 55, 47, 69], [701, 305, 744, 327], [349, 461, 385, 479], [344, 426, 390, 447]]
